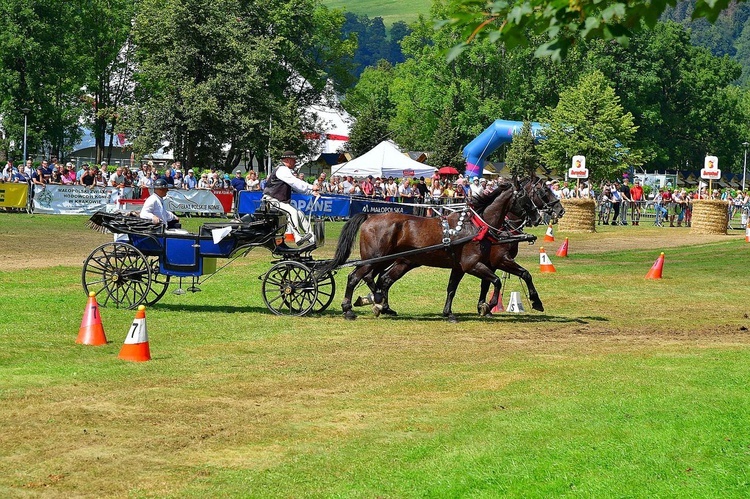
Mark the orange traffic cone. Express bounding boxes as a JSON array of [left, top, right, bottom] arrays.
[[77, 292, 107, 346], [539, 247, 556, 273], [745, 223, 750, 242], [543, 224, 555, 242], [119, 305, 151, 362], [645, 252, 665, 279], [556, 237, 569, 257], [490, 289, 505, 313]]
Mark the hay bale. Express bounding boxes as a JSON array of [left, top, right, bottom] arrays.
[[691, 200, 728, 235], [558, 198, 596, 233]]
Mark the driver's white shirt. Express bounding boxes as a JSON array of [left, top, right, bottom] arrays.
[[140, 193, 176, 224]]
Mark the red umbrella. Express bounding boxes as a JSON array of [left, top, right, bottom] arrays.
[[438, 166, 459, 175]]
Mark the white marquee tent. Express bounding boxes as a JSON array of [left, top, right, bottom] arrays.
[[331, 140, 436, 179]]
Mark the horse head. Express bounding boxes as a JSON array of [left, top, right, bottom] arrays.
[[475, 181, 541, 229], [526, 178, 565, 223]]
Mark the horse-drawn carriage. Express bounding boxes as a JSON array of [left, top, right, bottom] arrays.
[[82, 203, 335, 316], [82, 177, 564, 320]]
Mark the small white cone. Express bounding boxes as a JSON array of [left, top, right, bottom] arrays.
[[506, 291, 525, 313]]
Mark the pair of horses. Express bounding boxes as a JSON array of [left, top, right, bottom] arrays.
[[322, 177, 565, 321]]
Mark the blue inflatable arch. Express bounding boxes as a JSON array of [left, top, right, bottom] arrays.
[[463, 119, 543, 178]]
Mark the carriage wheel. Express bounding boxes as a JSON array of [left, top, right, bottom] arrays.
[[82, 242, 152, 309], [262, 261, 318, 316], [311, 271, 336, 313], [144, 256, 170, 306]]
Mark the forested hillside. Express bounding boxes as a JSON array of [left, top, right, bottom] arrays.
[[664, 0, 750, 85]]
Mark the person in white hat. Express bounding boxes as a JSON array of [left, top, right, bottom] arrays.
[[262, 150, 320, 247]]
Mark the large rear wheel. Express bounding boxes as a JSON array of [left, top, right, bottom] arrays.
[[262, 261, 318, 316], [311, 271, 336, 313], [82, 242, 152, 309]]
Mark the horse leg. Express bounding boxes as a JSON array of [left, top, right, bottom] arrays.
[[342, 265, 372, 320], [360, 267, 385, 317], [376, 260, 417, 316], [477, 278, 493, 316], [442, 268, 465, 323], [466, 264, 503, 318], [498, 258, 544, 312]]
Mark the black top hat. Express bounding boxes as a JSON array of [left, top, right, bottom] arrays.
[[281, 150, 297, 159]]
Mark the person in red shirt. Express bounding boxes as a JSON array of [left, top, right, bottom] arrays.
[[630, 178, 644, 225], [361, 175, 375, 197]]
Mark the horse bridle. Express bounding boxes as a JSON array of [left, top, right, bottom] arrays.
[[526, 180, 560, 217]]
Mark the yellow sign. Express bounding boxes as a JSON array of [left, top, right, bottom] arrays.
[[0, 183, 28, 208]]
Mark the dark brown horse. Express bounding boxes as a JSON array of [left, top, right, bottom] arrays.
[[322, 180, 542, 321], [369, 177, 565, 318]]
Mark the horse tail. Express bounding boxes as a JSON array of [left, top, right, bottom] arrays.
[[320, 213, 370, 273]]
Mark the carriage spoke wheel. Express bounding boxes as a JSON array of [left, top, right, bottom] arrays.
[[82, 242, 152, 309], [143, 256, 170, 306], [262, 261, 318, 316], [311, 271, 336, 313]]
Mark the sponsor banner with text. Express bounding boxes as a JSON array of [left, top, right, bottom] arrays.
[[0, 183, 29, 208], [33, 185, 135, 214]]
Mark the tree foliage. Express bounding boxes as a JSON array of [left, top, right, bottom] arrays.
[[538, 70, 642, 182], [123, 0, 353, 169], [440, 0, 743, 61], [504, 121, 539, 178]]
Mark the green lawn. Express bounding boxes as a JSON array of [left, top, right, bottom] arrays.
[[1, 213, 749, 496], [322, 0, 432, 25]]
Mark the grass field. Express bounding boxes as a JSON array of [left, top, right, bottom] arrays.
[[321, 0, 431, 26], [1, 212, 750, 497]]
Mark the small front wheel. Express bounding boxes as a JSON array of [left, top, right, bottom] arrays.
[[262, 261, 318, 316]]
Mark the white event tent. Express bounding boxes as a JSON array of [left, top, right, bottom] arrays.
[[331, 140, 436, 179]]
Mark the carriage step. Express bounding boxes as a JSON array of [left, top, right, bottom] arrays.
[[187, 286, 202, 293], [173, 288, 186, 295]]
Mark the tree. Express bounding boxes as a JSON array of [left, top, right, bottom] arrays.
[[74, 0, 136, 164], [504, 121, 539, 178], [441, 0, 744, 61], [124, 0, 353, 169], [429, 100, 466, 168], [538, 70, 642, 182]]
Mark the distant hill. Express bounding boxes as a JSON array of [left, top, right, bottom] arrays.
[[321, 0, 431, 26]]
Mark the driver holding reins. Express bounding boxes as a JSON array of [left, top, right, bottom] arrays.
[[262, 150, 320, 247]]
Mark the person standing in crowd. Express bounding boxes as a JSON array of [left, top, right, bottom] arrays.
[[198, 173, 211, 189], [80, 167, 95, 187], [610, 181, 622, 225], [183, 169, 197, 190], [630, 178, 644, 225], [619, 177, 632, 225], [12, 165, 29, 184], [361, 175, 375, 197], [262, 150, 320, 247], [140, 178, 180, 228], [662, 186, 675, 226], [385, 177, 398, 201], [398, 177, 413, 202], [246, 170, 261, 191], [415, 176, 429, 202]]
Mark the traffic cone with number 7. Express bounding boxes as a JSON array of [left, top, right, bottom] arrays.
[[119, 305, 151, 362], [77, 291, 107, 346]]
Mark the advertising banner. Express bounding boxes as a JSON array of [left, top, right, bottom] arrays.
[[349, 198, 417, 215], [0, 183, 29, 208], [32, 185, 134, 214], [163, 189, 224, 214], [237, 191, 351, 217]]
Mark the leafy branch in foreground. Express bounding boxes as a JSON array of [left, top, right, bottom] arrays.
[[439, 0, 736, 61]]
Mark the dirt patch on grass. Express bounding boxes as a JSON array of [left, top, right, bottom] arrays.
[[0, 223, 110, 270]]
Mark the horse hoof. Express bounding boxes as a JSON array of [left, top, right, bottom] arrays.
[[532, 302, 544, 312], [380, 308, 398, 316], [344, 310, 357, 320], [372, 304, 383, 318], [477, 303, 490, 316], [446, 314, 458, 323]]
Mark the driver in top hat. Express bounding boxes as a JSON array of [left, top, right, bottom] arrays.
[[262, 150, 320, 246], [140, 178, 180, 229]]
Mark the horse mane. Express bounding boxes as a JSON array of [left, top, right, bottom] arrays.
[[471, 182, 513, 216]]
